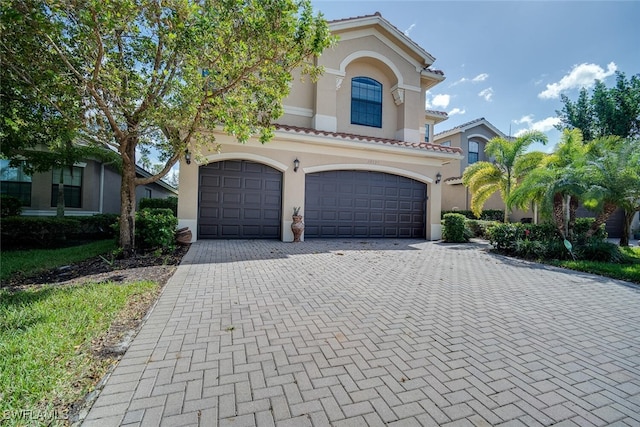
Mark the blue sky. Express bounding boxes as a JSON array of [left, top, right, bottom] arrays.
[[312, 0, 640, 152]]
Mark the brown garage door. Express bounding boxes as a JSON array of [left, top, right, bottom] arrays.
[[198, 160, 282, 239], [305, 170, 426, 238]]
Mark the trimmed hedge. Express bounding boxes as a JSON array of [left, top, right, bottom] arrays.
[[0, 214, 118, 250], [139, 196, 177, 216], [486, 219, 617, 261], [466, 219, 497, 239], [442, 209, 504, 221], [442, 213, 469, 243], [1, 195, 22, 218]]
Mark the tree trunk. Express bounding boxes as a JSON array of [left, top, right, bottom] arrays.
[[586, 202, 617, 238], [619, 208, 636, 247], [119, 141, 138, 257], [567, 196, 579, 241], [56, 167, 65, 218], [552, 193, 566, 239]]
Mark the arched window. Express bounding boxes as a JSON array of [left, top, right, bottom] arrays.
[[351, 77, 382, 128], [468, 140, 479, 164]]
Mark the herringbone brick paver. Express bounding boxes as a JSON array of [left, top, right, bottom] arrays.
[[82, 240, 640, 426]]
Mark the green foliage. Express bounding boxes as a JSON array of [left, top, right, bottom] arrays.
[[487, 219, 620, 262], [0, 281, 158, 420], [556, 71, 640, 141], [575, 241, 626, 263], [462, 131, 547, 221], [0, 215, 118, 250], [465, 219, 497, 239], [0, 195, 22, 217], [553, 247, 640, 283], [442, 209, 504, 221], [2, 0, 334, 254], [135, 208, 178, 251], [139, 196, 178, 216], [442, 213, 469, 243]]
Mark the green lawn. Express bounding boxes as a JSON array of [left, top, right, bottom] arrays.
[[553, 247, 640, 284], [1, 240, 116, 282], [0, 281, 159, 426]]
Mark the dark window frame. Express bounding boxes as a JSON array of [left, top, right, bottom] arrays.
[[468, 140, 480, 164], [351, 77, 383, 128], [51, 166, 83, 208], [0, 160, 32, 206]]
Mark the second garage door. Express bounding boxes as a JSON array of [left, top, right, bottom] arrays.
[[305, 170, 426, 238]]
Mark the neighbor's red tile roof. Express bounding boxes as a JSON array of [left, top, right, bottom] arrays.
[[274, 124, 463, 154]]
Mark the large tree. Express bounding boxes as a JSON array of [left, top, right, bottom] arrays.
[[462, 131, 547, 222], [1, 0, 332, 255], [556, 71, 640, 141]]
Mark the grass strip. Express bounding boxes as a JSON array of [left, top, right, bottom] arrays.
[[1, 240, 116, 282], [0, 280, 158, 426], [552, 247, 640, 284]]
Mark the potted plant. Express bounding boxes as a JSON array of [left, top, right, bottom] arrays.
[[291, 207, 304, 242]]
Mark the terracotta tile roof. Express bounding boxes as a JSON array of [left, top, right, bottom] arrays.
[[423, 68, 445, 76], [444, 176, 463, 183], [274, 124, 463, 155]]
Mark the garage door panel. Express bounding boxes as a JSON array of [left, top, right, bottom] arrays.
[[305, 170, 425, 238], [198, 160, 282, 239]]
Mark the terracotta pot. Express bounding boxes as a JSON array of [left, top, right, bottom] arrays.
[[175, 227, 192, 245], [291, 215, 304, 242]]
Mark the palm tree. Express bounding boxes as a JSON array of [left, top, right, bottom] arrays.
[[462, 130, 547, 222], [581, 137, 640, 244], [508, 129, 588, 240]]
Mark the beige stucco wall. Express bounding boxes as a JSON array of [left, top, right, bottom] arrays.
[[178, 130, 460, 242]]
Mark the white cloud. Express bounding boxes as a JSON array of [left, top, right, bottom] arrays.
[[448, 107, 466, 116], [403, 23, 416, 36], [426, 93, 450, 109], [450, 73, 488, 87], [450, 77, 468, 87], [478, 87, 494, 102], [538, 62, 617, 99], [514, 115, 534, 125], [514, 116, 561, 136], [472, 73, 489, 82]]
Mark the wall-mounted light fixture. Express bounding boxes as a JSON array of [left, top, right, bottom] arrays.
[[435, 172, 442, 184], [185, 149, 192, 165], [293, 158, 300, 172]]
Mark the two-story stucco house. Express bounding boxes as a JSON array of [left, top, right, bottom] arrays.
[[434, 117, 530, 222], [177, 13, 463, 242]]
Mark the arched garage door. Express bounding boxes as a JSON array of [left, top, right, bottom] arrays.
[[305, 170, 426, 238], [198, 160, 282, 239]]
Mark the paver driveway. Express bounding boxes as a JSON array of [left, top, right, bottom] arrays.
[[82, 239, 640, 426]]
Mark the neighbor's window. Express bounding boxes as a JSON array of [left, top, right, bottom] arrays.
[[424, 124, 430, 142], [468, 140, 479, 164], [0, 159, 32, 205], [351, 77, 382, 128], [441, 140, 451, 147], [145, 188, 152, 199], [51, 166, 83, 208]]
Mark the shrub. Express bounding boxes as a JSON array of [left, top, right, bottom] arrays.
[[442, 209, 504, 222], [575, 241, 625, 263], [0, 215, 119, 250], [0, 217, 80, 249], [573, 217, 607, 243], [139, 196, 178, 216], [466, 219, 497, 239], [135, 208, 178, 251], [0, 195, 22, 217], [486, 223, 526, 251], [514, 239, 547, 260], [442, 213, 469, 243]]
